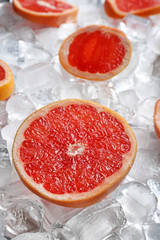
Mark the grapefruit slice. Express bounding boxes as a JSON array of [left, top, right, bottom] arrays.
[[13, 0, 78, 27], [104, 0, 160, 19], [59, 25, 132, 81], [154, 99, 160, 138], [12, 99, 137, 208], [0, 59, 14, 101]]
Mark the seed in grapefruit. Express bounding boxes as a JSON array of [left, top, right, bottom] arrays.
[[154, 98, 160, 138], [104, 0, 160, 19], [12, 0, 79, 27], [0, 59, 14, 101], [59, 25, 132, 81], [12, 99, 137, 208]]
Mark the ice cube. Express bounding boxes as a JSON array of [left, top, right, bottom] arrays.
[[58, 23, 77, 41], [0, 3, 23, 30], [60, 82, 83, 100], [4, 199, 44, 238], [42, 199, 82, 227], [0, 147, 11, 187], [77, 4, 103, 27], [1, 120, 22, 142], [128, 149, 160, 182], [118, 89, 139, 112], [6, 94, 35, 121], [0, 181, 30, 212], [120, 224, 145, 240], [135, 76, 160, 100], [113, 181, 158, 224], [0, 212, 4, 235], [0, 102, 8, 129], [36, 27, 59, 56], [15, 63, 57, 92], [67, 199, 126, 240], [143, 223, 160, 240], [129, 124, 150, 149], [147, 26, 160, 54], [147, 179, 160, 209], [12, 232, 52, 240], [104, 234, 121, 240], [10, 26, 36, 42], [152, 56, 160, 79], [119, 14, 151, 42], [50, 222, 79, 240], [138, 97, 158, 122]]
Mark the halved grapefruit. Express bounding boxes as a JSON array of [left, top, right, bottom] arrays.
[[13, 0, 78, 27], [154, 99, 160, 138], [104, 0, 160, 19], [0, 59, 14, 101], [59, 25, 132, 81], [12, 99, 137, 208]]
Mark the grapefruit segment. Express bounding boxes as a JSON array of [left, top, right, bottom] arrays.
[[13, 0, 78, 27], [0, 59, 14, 101], [104, 0, 160, 19], [59, 25, 132, 81], [12, 99, 137, 207], [154, 99, 160, 138]]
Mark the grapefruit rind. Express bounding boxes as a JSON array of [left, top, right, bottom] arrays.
[[105, 0, 160, 19], [13, 0, 79, 27], [59, 25, 132, 81], [0, 60, 14, 101], [12, 99, 137, 208], [154, 99, 160, 139]]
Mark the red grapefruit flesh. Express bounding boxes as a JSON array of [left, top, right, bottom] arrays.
[[154, 99, 160, 139], [12, 99, 137, 207], [59, 25, 132, 81], [13, 0, 78, 27], [104, 0, 160, 19], [0, 59, 14, 101]]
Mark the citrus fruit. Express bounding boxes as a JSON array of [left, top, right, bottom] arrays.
[[154, 98, 160, 138], [12, 99, 137, 208], [104, 0, 160, 19], [13, 0, 78, 27], [59, 25, 132, 81], [0, 59, 14, 101]]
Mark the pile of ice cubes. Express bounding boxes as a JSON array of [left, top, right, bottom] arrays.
[[0, 0, 160, 239]]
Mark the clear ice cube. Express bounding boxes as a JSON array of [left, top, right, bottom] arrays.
[[120, 224, 146, 240], [15, 63, 57, 92], [67, 199, 126, 240], [6, 94, 35, 121], [0, 101, 8, 129], [10, 26, 36, 42], [130, 124, 150, 149], [0, 147, 11, 187], [153, 56, 160, 79], [104, 234, 121, 240], [147, 26, 160, 54], [119, 14, 151, 42], [113, 181, 158, 224], [4, 199, 44, 238], [36, 27, 59, 56], [12, 232, 52, 240], [118, 89, 139, 112], [50, 222, 79, 240], [143, 223, 160, 240]]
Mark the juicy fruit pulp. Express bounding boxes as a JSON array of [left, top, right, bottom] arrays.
[[0, 66, 5, 81], [68, 30, 125, 74], [20, 104, 131, 195], [18, 0, 73, 13], [116, 0, 160, 12]]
